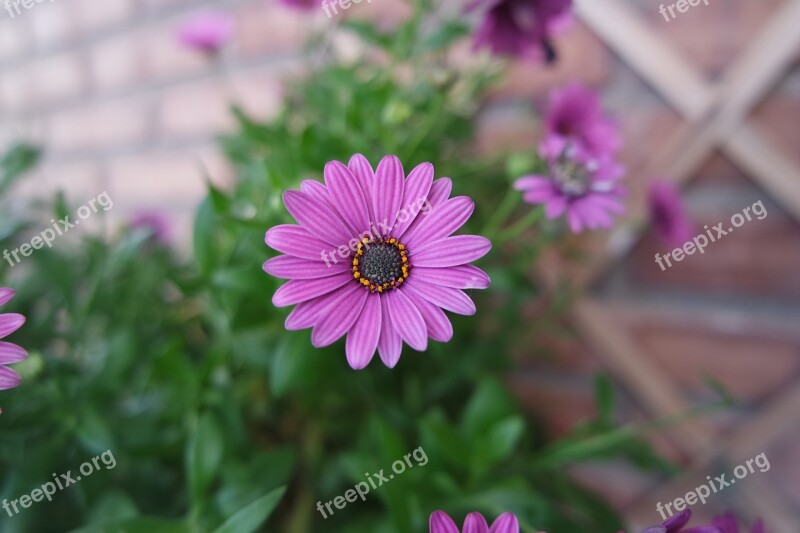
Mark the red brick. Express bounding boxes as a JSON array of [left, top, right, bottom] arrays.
[[28, 0, 77, 49], [506, 373, 596, 437], [0, 64, 34, 113], [233, 2, 308, 57], [73, 0, 135, 34], [88, 32, 145, 92], [30, 52, 86, 106], [46, 96, 152, 153], [0, 17, 32, 61]]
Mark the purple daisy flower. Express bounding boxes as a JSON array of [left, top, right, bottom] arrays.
[[648, 181, 694, 247], [712, 512, 768, 533], [544, 83, 621, 159], [627, 510, 722, 533], [470, 0, 573, 62], [430, 510, 520, 533], [0, 288, 27, 391], [264, 155, 491, 370], [177, 11, 234, 54], [514, 137, 626, 233]]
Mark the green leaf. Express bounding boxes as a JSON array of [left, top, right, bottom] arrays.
[[213, 486, 286, 533], [188, 413, 225, 506]]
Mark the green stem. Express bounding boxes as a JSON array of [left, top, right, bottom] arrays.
[[495, 206, 544, 245], [482, 187, 519, 240]]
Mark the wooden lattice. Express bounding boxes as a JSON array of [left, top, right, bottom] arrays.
[[544, 0, 800, 529]]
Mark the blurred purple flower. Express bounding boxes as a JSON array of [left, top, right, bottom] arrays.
[[131, 212, 170, 244], [177, 11, 234, 54], [514, 137, 626, 233], [278, 0, 319, 10], [0, 288, 27, 391], [430, 510, 520, 533], [712, 512, 768, 533], [624, 510, 722, 533], [544, 82, 621, 159], [648, 181, 694, 247], [264, 154, 491, 370], [470, 0, 573, 62]]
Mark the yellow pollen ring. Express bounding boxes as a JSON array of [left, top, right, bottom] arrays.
[[351, 237, 411, 293]]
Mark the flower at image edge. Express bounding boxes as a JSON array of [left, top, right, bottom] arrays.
[[264, 155, 491, 370], [430, 510, 522, 533], [0, 288, 28, 391], [470, 0, 573, 62], [177, 11, 234, 54]]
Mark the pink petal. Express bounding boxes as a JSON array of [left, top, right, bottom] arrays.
[[325, 160, 371, 235], [385, 289, 428, 351], [430, 511, 460, 533], [522, 188, 555, 204], [272, 272, 352, 307], [265, 224, 335, 262], [513, 176, 550, 191], [263, 255, 349, 279], [284, 286, 347, 330], [402, 289, 453, 342], [411, 235, 491, 268], [373, 156, 405, 236], [377, 296, 403, 368], [489, 513, 520, 533], [393, 162, 434, 238], [0, 342, 27, 364], [544, 196, 567, 219], [348, 154, 376, 223], [428, 178, 452, 207], [311, 283, 368, 347], [404, 196, 475, 249], [412, 265, 490, 289], [0, 313, 25, 339], [405, 277, 476, 316], [0, 288, 15, 306], [284, 190, 353, 247], [0, 366, 21, 390], [345, 294, 381, 369], [300, 180, 337, 214], [464, 512, 490, 533]]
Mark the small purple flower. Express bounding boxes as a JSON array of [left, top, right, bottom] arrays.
[[544, 83, 621, 159], [131, 211, 171, 244], [264, 155, 491, 370], [177, 11, 234, 54], [648, 181, 694, 247], [712, 512, 768, 533], [514, 137, 626, 233], [430, 510, 520, 533], [278, 0, 319, 10], [0, 288, 27, 391], [470, 0, 573, 62], [628, 510, 722, 533]]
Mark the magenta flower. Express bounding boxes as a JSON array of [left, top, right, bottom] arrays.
[[278, 0, 319, 10], [264, 154, 491, 370], [628, 510, 721, 533], [470, 0, 573, 62], [430, 510, 520, 533], [131, 211, 170, 244], [514, 137, 626, 233], [0, 288, 27, 391], [648, 181, 694, 247], [712, 512, 767, 533], [177, 11, 234, 54], [544, 83, 621, 159]]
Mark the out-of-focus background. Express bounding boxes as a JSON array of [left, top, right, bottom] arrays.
[[1, 0, 799, 529]]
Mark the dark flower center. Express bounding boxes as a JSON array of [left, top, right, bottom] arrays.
[[352, 238, 410, 293], [551, 151, 592, 197]]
